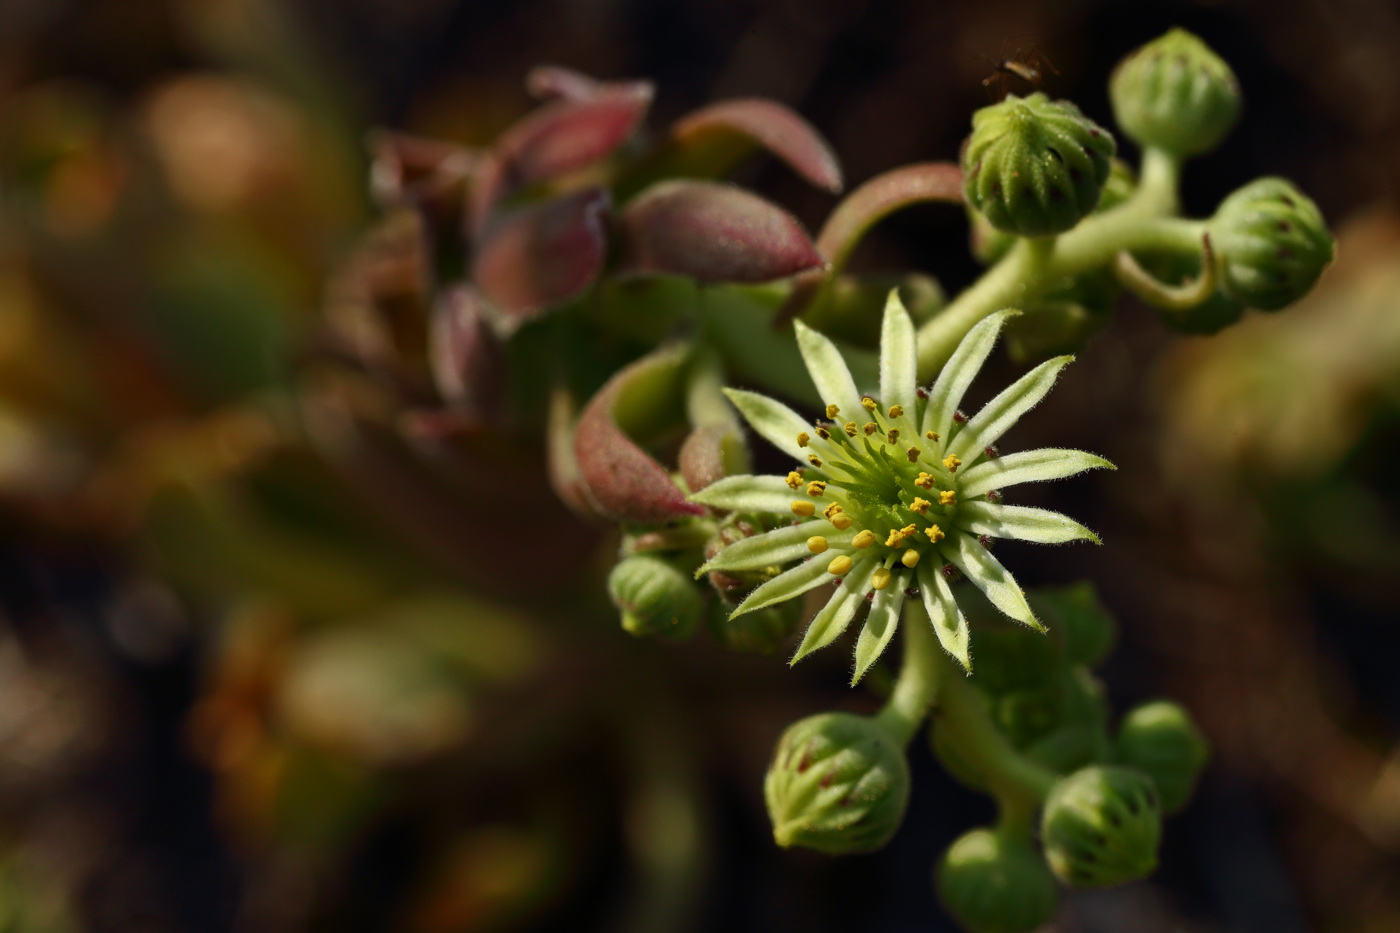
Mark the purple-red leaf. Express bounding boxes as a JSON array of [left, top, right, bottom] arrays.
[[472, 188, 609, 331], [574, 345, 704, 524], [526, 65, 619, 102], [428, 285, 506, 421], [546, 384, 605, 520], [678, 423, 747, 493], [671, 99, 843, 193], [618, 180, 824, 283]]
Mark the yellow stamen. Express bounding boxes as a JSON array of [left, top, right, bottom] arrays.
[[907, 447, 921, 462], [844, 421, 858, 437], [785, 471, 803, 489], [808, 455, 823, 467], [852, 529, 876, 549], [825, 404, 841, 419], [791, 500, 816, 517], [827, 554, 852, 575], [885, 529, 906, 547], [861, 396, 879, 412], [863, 422, 878, 436], [806, 480, 827, 497], [888, 405, 904, 418], [816, 426, 831, 440], [823, 502, 843, 519], [901, 549, 921, 568], [902, 524, 917, 538], [886, 428, 900, 445], [925, 431, 940, 441], [938, 490, 956, 506], [871, 567, 893, 590], [925, 524, 945, 543], [915, 472, 936, 490], [796, 432, 810, 448], [910, 497, 931, 514], [830, 512, 853, 531], [807, 535, 829, 554], [943, 454, 961, 473]]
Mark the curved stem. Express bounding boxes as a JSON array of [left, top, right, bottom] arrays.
[[874, 601, 941, 746]]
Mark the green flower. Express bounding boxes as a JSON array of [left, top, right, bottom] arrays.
[[692, 293, 1111, 677]]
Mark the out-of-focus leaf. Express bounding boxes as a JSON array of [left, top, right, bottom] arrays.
[[574, 344, 704, 523], [367, 130, 475, 234], [429, 284, 505, 422], [546, 383, 603, 519], [472, 188, 609, 332], [678, 423, 747, 493], [324, 208, 432, 367], [617, 180, 823, 283], [526, 65, 639, 102]]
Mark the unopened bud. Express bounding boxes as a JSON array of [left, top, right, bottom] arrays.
[[1110, 28, 1241, 158], [1041, 765, 1162, 888], [1114, 700, 1210, 813], [608, 554, 703, 640], [1208, 176, 1334, 310], [936, 828, 1060, 933]]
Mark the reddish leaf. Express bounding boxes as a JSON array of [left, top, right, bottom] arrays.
[[428, 285, 506, 421], [574, 345, 704, 524], [618, 180, 824, 283], [526, 65, 607, 101], [781, 162, 963, 321], [546, 384, 605, 520], [671, 99, 843, 193], [472, 188, 608, 330], [367, 130, 476, 212], [679, 423, 746, 493]]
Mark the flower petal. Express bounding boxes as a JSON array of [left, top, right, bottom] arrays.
[[947, 355, 1072, 463], [921, 309, 1016, 440], [729, 555, 832, 618], [699, 522, 848, 574], [944, 532, 1043, 631], [917, 561, 971, 671], [722, 388, 809, 460], [852, 582, 906, 684], [879, 290, 917, 412], [791, 556, 876, 663], [957, 501, 1101, 545], [794, 319, 862, 417], [689, 474, 796, 513], [959, 448, 1114, 499]]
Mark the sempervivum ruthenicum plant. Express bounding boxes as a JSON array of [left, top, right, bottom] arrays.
[[694, 294, 1111, 678]]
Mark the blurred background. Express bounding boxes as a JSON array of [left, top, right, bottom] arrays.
[[3, 0, 1400, 930]]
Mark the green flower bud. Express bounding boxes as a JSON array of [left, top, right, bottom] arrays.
[[971, 158, 1134, 265], [1207, 177, 1334, 310], [764, 712, 910, 854], [1031, 582, 1118, 669], [1003, 270, 1116, 363], [707, 597, 801, 654], [966, 622, 1058, 697], [1024, 668, 1110, 774], [1114, 700, 1210, 813], [963, 93, 1116, 238], [936, 829, 1060, 933], [1110, 28, 1241, 158], [1041, 765, 1163, 888], [607, 554, 703, 639]]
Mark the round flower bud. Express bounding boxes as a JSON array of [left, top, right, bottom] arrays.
[[607, 554, 703, 640], [966, 622, 1057, 697], [1114, 701, 1210, 813], [1032, 582, 1118, 669], [936, 828, 1060, 933], [764, 712, 910, 855], [1041, 765, 1163, 888], [1110, 28, 1241, 158], [962, 93, 1116, 238], [1025, 668, 1110, 774], [1207, 177, 1334, 310], [707, 598, 801, 655]]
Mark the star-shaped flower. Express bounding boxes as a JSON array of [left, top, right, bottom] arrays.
[[692, 293, 1112, 679]]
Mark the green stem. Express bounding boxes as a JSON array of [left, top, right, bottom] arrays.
[[873, 602, 941, 746]]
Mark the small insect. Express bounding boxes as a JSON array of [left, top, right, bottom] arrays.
[[980, 39, 1060, 100]]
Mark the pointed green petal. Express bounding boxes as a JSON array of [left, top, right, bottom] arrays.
[[921, 309, 1016, 441], [944, 532, 1043, 631], [689, 474, 800, 514], [794, 319, 862, 418], [700, 523, 852, 574], [852, 581, 906, 684], [959, 448, 1114, 499], [879, 290, 917, 412], [723, 388, 809, 460], [790, 556, 875, 663], [729, 555, 832, 618], [947, 355, 1072, 463], [956, 501, 1101, 545], [916, 561, 971, 670]]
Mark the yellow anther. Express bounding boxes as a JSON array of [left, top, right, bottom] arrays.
[[907, 446, 921, 462], [901, 524, 917, 538], [830, 512, 854, 531], [901, 549, 921, 568], [806, 480, 828, 497], [925, 431, 940, 442], [938, 490, 957, 506], [827, 554, 852, 575], [925, 524, 945, 543], [807, 535, 829, 554], [886, 428, 900, 445], [796, 432, 810, 448], [808, 455, 823, 467], [885, 529, 906, 547], [871, 567, 893, 590], [863, 422, 878, 436], [826, 404, 841, 419], [844, 421, 858, 437], [915, 472, 936, 490], [888, 405, 904, 418], [791, 500, 816, 517], [910, 497, 931, 514], [861, 396, 879, 412], [785, 471, 803, 489], [823, 502, 843, 519], [943, 454, 962, 473], [852, 529, 876, 549], [816, 426, 831, 440]]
